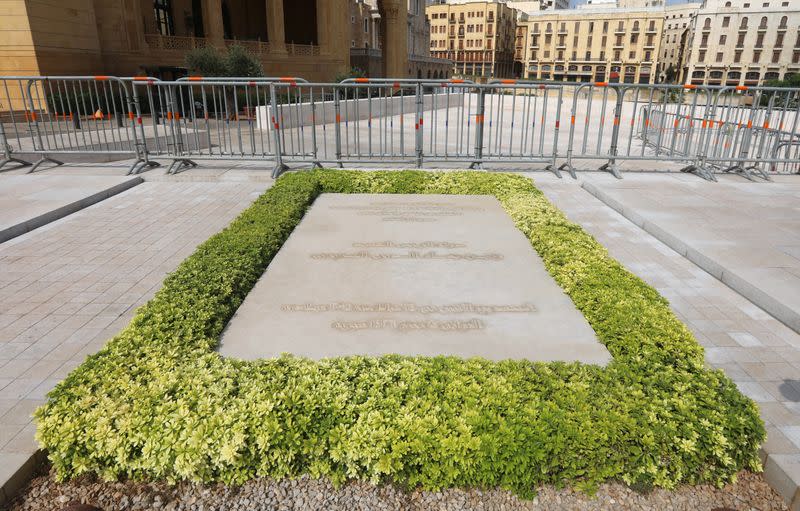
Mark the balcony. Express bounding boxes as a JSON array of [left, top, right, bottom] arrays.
[[143, 34, 323, 56]]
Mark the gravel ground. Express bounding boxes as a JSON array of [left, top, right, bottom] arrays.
[[2, 468, 788, 511]]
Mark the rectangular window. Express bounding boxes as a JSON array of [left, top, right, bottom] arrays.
[[734, 50, 742, 62], [773, 50, 782, 63], [716, 52, 723, 62], [629, 50, 636, 59], [719, 35, 726, 45], [154, 0, 175, 36], [756, 33, 764, 48], [722, 16, 730, 28], [793, 50, 800, 63], [737, 33, 745, 47], [698, 50, 706, 62], [776, 33, 784, 48], [753, 50, 761, 62]]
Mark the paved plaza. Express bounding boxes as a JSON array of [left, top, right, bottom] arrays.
[[0, 172, 268, 502], [1, 162, 800, 506]]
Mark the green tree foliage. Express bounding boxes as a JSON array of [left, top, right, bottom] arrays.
[[184, 45, 263, 77], [35, 171, 764, 498]]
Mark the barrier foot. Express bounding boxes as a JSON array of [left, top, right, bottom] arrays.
[[128, 160, 161, 176], [680, 164, 717, 182], [745, 164, 772, 182], [468, 161, 482, 170], [311, 161, 323, 170], [28, 156, 63, 174], [557, 162, 577, 179], [271, 162, 289, 179], [722, 164, 758, 182], [167, 159, 197, 175], [0, 157, 31, 172], [599, 162, 623, 179], [545, 164, 563, 179]]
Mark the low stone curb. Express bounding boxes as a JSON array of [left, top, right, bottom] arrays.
[[0, 450, 45, 507], [582, 179, 800, 510], [0, 177, 143, 244]]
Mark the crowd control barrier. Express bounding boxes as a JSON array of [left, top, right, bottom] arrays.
[[2, 75, 800, 180]]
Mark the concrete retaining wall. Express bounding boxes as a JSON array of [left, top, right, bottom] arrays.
[[256, 92, 465, 131]]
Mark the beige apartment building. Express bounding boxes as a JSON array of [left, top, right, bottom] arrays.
[[517, 7, 665, 83], [427, 1, 518, 79], [657, 3, 701, 83], [684, 0, 800, 87]]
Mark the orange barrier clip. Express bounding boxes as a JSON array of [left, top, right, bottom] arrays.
[[500, 79, 516, 85], [735, 85, 748, 91], [354, 78, 369, 83], [94, 75, 110, 81], [594, 81, 608, 87], [763, 121, 770, 129], [187, 76, 204, 81], [683, 84, 697, 90], [476, 114, 485, 124], [570, 115, 575, 125]]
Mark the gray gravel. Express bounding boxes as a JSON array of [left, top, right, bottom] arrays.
[[3, 469, 788, 511]]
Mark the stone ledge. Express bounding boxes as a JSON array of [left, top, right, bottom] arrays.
[[0, 450, 45, 507], [0, 176, 142, 244], [580, 180, 800, 336]]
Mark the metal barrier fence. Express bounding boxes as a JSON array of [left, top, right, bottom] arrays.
[[2, 75, 800, 180]]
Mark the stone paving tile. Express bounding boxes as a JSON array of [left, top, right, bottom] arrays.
[[0, 180, 268, 493]]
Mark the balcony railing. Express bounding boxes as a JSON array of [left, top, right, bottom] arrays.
[[144, 34, 321, 57]]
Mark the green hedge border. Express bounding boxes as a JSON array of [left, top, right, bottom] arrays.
[[36, 171, 764, 497]]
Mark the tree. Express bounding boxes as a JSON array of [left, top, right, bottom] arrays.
[[184, 45, 264, 77]]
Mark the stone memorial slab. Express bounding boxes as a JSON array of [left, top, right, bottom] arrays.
[[218, 194, 611, 364]]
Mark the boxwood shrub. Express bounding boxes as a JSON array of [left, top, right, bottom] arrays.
[[35, 171, 764, 498]]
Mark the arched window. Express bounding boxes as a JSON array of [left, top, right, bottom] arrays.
[[703, 18, 711, 29], [780, 16, 788, 29], [724, 1, 731, 5], [633, 21, 640, 31], [740, 17, 748, 29], [692, 70, 705, 78], [760, 16, 768, 29]]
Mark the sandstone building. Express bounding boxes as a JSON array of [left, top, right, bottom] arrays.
[[657, 2, 701, 84], [426, 0, 518, 79], [0, 0, 444, 84], [350, 0, 452, 79], [516, 6, 665, 83]]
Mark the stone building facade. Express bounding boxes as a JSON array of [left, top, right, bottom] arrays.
[[349, 0, 452, 79], [427, 0, 518, 80], [657, 3, 701, 84], [684, 0, 800, 87], [1, 0, 351, 82], [517, 7, 664, 83]]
